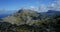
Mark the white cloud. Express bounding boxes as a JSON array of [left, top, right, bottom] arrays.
[[29, 6, 38, 11], [39, 4, 48, 12], [29, 0, 60, 12], [29, 4, 48, 12], [30, 6, 35, 9], [49, 0, 60, 11], [48, 3, 57, 10]]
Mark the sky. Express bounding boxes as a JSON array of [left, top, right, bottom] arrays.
[[0, 0, 54, 10], [50, 0, 60, 11]]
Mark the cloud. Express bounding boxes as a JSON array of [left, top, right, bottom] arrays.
[[56, 0, 60, 11], [49, 0, 60, 11], [39, 4, 48, 12], [29, 0, 60, 12], [29, 6, 38, 11], [29, 4, 48, 12], [48, 3, 57, 10]]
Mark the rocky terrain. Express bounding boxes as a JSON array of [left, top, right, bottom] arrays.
[[0, 9, 60, 32]]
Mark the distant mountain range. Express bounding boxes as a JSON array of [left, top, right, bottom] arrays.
[[40, 10, 60, 19], [0, 10, 16, 18]]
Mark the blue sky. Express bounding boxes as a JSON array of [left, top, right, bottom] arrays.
[[0, 0, 54, 10]]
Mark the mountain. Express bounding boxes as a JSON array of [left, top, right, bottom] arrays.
[[47, 10, 60, 15], [0, 9, 60, 32], [1, 9, 60, 25], [40, 10, 60, 19], [2, 9, 40, 25]]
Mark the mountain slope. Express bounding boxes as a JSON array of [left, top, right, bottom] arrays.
[[2, 9, 40, 25]]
